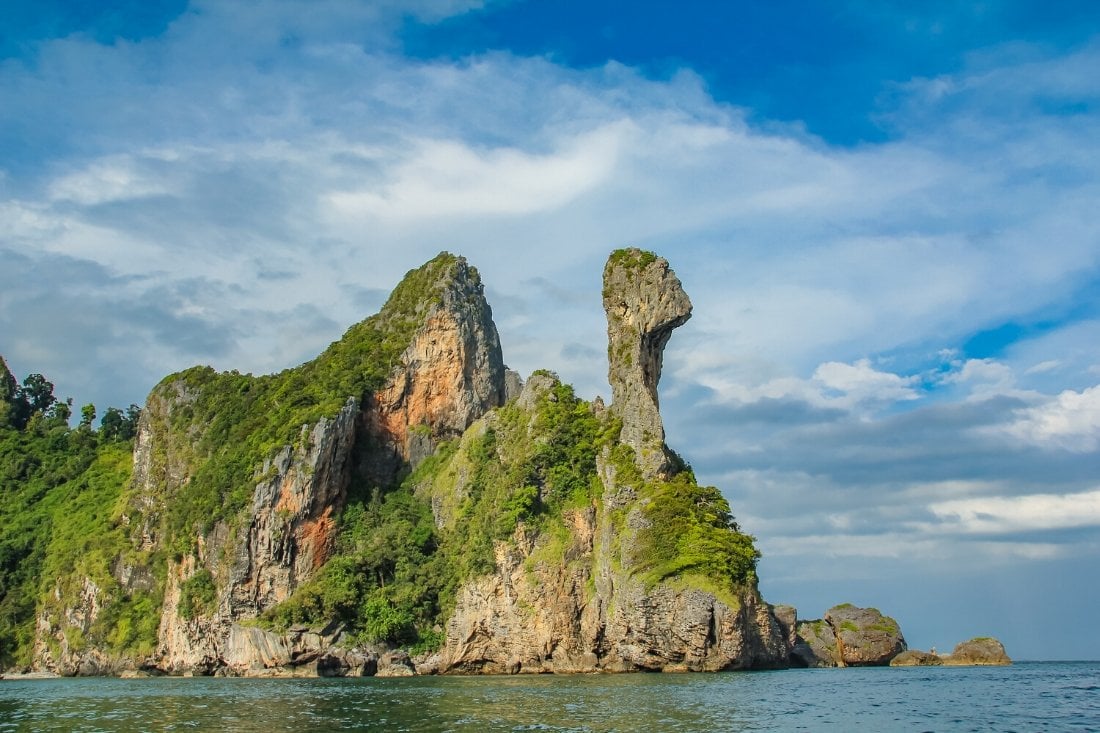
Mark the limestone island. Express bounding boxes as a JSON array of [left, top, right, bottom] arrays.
[[0, 249, 1007, 676]]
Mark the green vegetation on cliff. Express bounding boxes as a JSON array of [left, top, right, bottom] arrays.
[[37, 443, 161, 660], [260, 376, 619, 649], [0, 358, 148, 668], [635, 469, 760, 590], [607, 247, 657, 271], [258, 484, 442, 649], [258, 371, 760, 651], [422, 372, 761, 615]]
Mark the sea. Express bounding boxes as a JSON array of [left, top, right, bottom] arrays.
[[1, 662, 1097, 732]]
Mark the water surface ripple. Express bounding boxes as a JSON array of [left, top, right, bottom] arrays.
[[1, 662, 1097, 732]]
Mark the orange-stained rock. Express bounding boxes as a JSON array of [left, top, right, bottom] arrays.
[[364, 257, 505, 484]]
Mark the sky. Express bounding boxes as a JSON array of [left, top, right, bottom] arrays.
[[2, 0, 1099, 661]]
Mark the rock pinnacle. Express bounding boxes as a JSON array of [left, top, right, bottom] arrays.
[[602, 248, 692, 479]]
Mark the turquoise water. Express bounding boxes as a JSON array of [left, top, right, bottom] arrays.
[[1, 662, 1097, 731]]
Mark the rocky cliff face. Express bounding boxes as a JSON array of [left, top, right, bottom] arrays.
[[791, 618, 840, 668], [426, 250, 786, 673], [14, 248, 1012, 678], [33, 253, 506, 676], [364, 256, 505, 483], [33, 577, 120, 676], [152, 399, 361, 674], [426, 377, 788, 674]]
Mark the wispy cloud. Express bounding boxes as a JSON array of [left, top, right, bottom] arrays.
[[927, 488, 1100, 534], [327, 124, 625, 219]]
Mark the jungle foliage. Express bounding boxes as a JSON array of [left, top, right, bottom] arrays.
[[0, 357, 146, 667]]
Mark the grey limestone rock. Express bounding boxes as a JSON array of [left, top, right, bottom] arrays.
[[503, 368, 524, 403], [602, 248, 692, 479], [771, 604, 798, 652], [792, 604, 908, 667], [376, 650, 417, 677]]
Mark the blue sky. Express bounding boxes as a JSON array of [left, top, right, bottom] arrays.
[[2, 1, 1099, 660]]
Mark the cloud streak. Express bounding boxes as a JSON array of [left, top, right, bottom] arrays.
[[927, 488, 1100, 534]]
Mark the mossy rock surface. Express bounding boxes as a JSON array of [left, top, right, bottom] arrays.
[[791, 618, 839, 668], [824, 604, 906, 666]]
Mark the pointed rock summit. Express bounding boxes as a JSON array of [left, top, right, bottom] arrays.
[[602, 248, 692, 478], [365, 253, 506, 477]]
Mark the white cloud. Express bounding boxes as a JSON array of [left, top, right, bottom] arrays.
[[682, 358, 919, 419], [1002, 320, 1100, 394], [327, 123, 626, 220], [813, 358, 919, 405], [1025, 360, 1062, 376], [927, 488, 1100, 533], [943, 358, 1020, 399], [762, 533, 940, 560], [1003, 385, 1100, 452], [45, 152, 186, 205]]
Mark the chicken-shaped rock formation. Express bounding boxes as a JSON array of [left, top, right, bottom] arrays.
[[602, 248, 692, 479]]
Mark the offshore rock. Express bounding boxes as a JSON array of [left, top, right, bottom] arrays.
[[790, 605, 906, 667], [824, 604, 906, 666], [602, 248, 692, 479], [944, 637, 1011, 666]]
